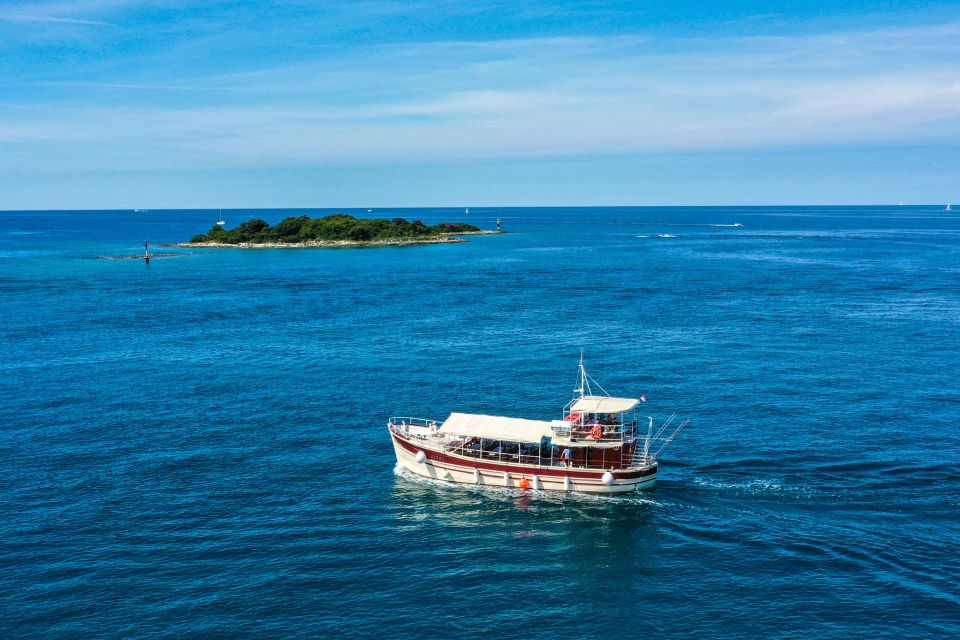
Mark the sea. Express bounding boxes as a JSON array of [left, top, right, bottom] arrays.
[[1, 206, 958, 639]]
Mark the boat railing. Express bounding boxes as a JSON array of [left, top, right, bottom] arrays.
[[446, 444, 641, 470], [632, 417, 690, 467], [388, 416, 440, 438], [551, 420, 639, 444], [445, 442, 662, 471], [389, 416, 438, 426]]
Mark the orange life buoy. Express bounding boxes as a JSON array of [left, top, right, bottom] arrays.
[[589, 425, 603, 440]]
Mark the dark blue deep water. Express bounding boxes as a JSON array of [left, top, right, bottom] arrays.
[[2, 207, 959, 638]]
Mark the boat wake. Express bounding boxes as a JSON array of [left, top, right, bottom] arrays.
[[688, 475, 828, 500], [97, 253, 179, 260], [626, 222, 744, 228]]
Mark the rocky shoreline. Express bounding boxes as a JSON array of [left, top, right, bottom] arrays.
[[170, 231, 506, 249], [169, 230, 503, 250]]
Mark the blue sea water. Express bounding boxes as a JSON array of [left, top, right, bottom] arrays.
[[1, 206, 958, 639]]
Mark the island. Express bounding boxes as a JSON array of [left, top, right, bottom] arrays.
[[179, 214, 499, 248]]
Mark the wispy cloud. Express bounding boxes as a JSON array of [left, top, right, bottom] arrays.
[[0, 0, 154, 29], [1, 19, 960, 173], [0, 14, 112, 26], [35, 81, 235, 91]]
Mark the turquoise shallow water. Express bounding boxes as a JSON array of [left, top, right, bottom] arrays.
[[1, 206, 959, 638]]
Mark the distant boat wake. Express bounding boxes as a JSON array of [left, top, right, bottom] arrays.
[[97, 253, 178, 260], [625, 222, 744, 227]]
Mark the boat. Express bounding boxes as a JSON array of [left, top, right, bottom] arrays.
[[388, 355, 689, 494], [216, 210, 226, 226], [948, 203, 952, 211]]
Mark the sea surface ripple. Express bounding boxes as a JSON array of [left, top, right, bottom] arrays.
[[1, 206, 958, 638]]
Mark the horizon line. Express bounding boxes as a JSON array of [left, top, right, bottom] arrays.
[[1, 203, 954, 213]]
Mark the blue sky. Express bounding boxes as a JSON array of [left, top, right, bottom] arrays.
[[1, 0, 959, 208]]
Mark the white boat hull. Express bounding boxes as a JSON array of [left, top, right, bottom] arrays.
[[391, 431, 657, 494]]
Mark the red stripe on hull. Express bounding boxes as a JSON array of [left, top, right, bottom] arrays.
[[390, 430, 657, 480]]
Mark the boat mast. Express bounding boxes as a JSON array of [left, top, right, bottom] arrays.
[[575, 350, 591, 398]]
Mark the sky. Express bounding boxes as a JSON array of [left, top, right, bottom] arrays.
[[1, 0, 959, 209]]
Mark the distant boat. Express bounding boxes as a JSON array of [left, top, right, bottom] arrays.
[[465, 208, 469, 214], [948, 203, 953, 211], [216, 210, 226, 226]]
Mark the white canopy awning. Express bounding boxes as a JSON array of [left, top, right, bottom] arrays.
[[438, 412, 552, 443], [570, 395, 639, 414]]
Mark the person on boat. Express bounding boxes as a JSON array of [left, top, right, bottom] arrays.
[[561, 447, 573, 467]]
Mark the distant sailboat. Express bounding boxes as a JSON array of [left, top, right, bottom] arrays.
[[216, 210, 226, 226], [948, 203, 952, 211], [465, 207, 469, 214]]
